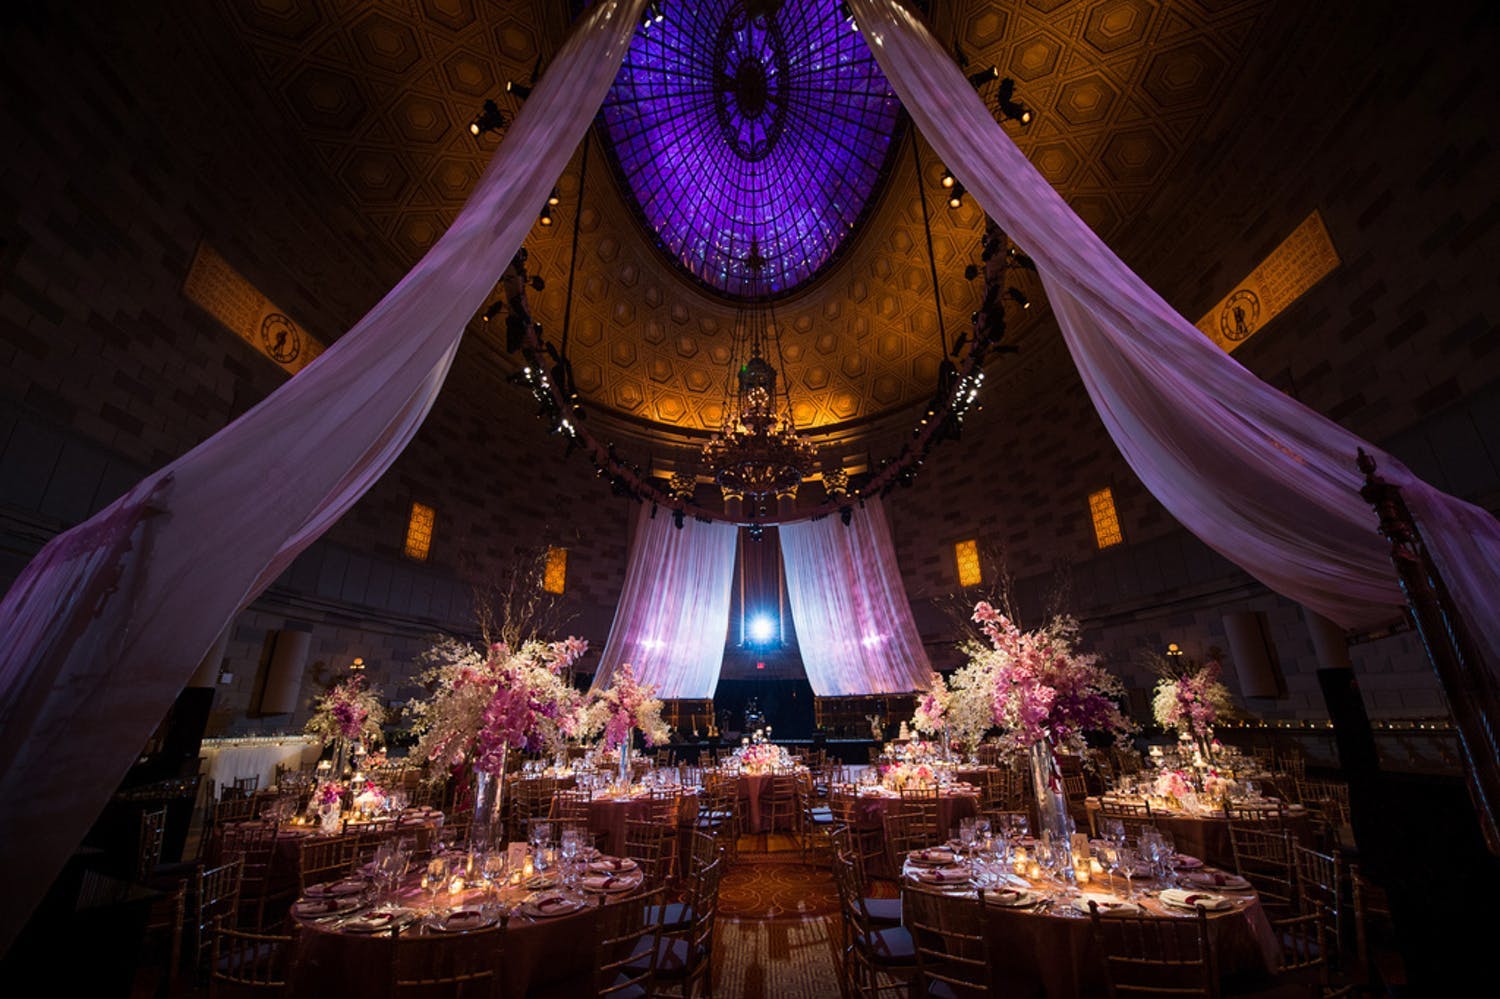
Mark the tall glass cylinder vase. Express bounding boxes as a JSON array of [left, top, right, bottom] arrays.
[[470, 747, 507, 852], [617, 736, 633, 789], [1029, 739, 1073, 849], [941, 726, 952, 762], [332, 737, 350, 779]]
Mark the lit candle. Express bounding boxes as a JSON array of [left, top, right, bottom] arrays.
[[522, 858, 535, 878], [1090, 857, 1105, 876], [1073, 861, 1091, 884], [449, 876, 464, 896]]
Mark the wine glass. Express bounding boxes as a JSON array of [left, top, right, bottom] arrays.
[[423, 855, 451, 908], [958, 817, 977, 860], [1118, 846, 1142, 899], [560, 828, 580, 888]]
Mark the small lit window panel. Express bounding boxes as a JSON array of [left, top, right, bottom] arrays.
[[403, 502, 435, 562], [542, 546, 567, 595], [1089, 489, 1124, 549], [954, 539, 982, 587]]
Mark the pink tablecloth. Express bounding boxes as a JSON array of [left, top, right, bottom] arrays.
[[586, 791, 699, 858], [735, 773, 806, 833], [1086, 800, 1311, 868], [853, 789, 980, 876]]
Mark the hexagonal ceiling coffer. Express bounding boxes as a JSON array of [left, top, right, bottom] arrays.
[[1101, 126, 1169, 184], [966, 8, 1009, 48], [394, 94, 452, 145], [655, 394, 688, 424], [495, 21, 536, 63], [1032, 140, 1083, 186], [284, 66, 366, 131], [573, 360, 603, 394], [442, 48, 496, 97], [1142, 39, 1228, 109], [339, 148, 410, 204], [1082, 0, 1156, 54], [431, 156, 478, 199], [1056, 73, 1119, 127], [610, 339, 638, 368], [419, 0, 476, 33], [1010, 31, 1062, 81], [351, 11, 422, 75]]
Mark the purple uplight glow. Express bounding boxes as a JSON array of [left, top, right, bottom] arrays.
[[599, 0, 904, 298]]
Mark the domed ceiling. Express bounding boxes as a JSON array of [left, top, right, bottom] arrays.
[[202, 0, 1276, 438], [599, 0, 903, 298]]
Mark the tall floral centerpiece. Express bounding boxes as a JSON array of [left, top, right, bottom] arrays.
[[305, 673, 386, 778], [968, 602, 1134, 846], [590, 663, 670, 788], [408, 636, 589, 848], [1153, 660, 1233, 765], [910, 671, 954, 760]]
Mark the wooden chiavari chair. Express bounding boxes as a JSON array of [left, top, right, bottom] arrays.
[[623, 818, 672, 883], [1088, 902, 1220, 998], [642, 854, 724, 998], [1229, 824, 1296, 917], [897, 786, 943, 841], [208, 917, 291, 997], [597, 886, 665, 998], [905, 884, 990, 998], [696, 772, 740, 860], [1098, 798, 1157, 842], [135, 805, 169, 883], [797, 769, 836, 862], [831, 850, 916, 998], [298, 834, 360, 893], [391, 922, 504, 997], [882, 810, 940, 876], [761, 773, 801, 847], [192, 858, 244, 978]]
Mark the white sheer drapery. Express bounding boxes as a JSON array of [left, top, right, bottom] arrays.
[[0, 0, 646, 948], [851, 0, 1500, 836], [780, 499, 933, 696], [849, 0, 1500, 639], [592, 504, 738, 700]]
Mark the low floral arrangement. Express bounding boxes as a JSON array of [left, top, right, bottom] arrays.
[[407, 636, 591, 776], [305, 674, 386, 746], [968, 602, 1134, 757], [881, 760, 938, 792], [729, 739, 792, 773], [313, 780, 346, 810], [352, 782, 388, 814], [588, 662, 670, 749], [1153, 661, 1233, 746], [1145, 767, 1239, 815]]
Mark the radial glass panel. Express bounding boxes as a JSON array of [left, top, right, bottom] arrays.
[[599, 0, 904, 298]]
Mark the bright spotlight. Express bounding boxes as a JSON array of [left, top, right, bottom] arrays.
[[747, 614, 777, 644]]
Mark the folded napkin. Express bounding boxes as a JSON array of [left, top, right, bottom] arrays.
[[1185, 871, 1251, 891], [582, 873, 632, 892], [1173, 854, 1204, 869], [909, 848, 956, 865], [306, 878, 364, 898], [527, 894, 582, 916], [1160, 888, 1233, 912], [913, 866, 971, 886], [1073, 894, 1145, 917], [588, 857, 638, 872], [342, 910, 399, 934], [984, 887, 1033, 907], [439, 908, 489, 931], [292, 898, 351, 917]]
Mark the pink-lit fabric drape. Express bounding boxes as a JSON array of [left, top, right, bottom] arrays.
[[849, 0, 1500, 647], [780, 499, 933, 696], [0, 0, 646, 948], [592, 504, 738, 700], [852, 3, 1500, 840]]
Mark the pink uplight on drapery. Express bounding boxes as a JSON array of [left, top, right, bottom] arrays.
[[849, 0, 1500, 832], [780, 499, 932, 696], [592, 504, 738, 701], [0, 0, 647, 949]]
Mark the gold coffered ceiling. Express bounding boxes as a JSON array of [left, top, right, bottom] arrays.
[[210, 0, 1272, 435]]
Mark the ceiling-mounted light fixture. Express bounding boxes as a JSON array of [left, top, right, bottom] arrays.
[[539, 204, 554, 227], [947, 183, 965, 210], [642, 0, 664, 28], [967, 65, 999, 89], [939, 167, 956, 189], [838, 1, 855, 30], [995, 77, 1032, 125], [1007, 287, 1030, 309], [506, 79, 532, 101], [547, 187, 561, 207], [469, 98, 506, 138]]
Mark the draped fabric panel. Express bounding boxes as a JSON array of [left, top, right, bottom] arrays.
[[850, 0, 1500, 837], [780, 499, 932, 696], [849, 0, 1500, 643], [592, 504, 738, 700], [0, 0, 646, 949]]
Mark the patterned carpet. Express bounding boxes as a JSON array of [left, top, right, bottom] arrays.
[[713, 915, 845, 999], [719, 850, 841, 920]]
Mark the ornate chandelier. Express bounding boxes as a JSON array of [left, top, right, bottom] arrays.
[[701, 240, 817, 514]]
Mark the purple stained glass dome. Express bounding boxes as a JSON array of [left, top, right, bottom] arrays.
[[599, 0, 904, 299]]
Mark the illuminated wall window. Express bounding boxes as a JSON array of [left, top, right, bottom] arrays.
[[542, 546, 567, 595], [1088, 489, 1124, 549], [403, 502, 435, 562], [954, 539, 982, 587]]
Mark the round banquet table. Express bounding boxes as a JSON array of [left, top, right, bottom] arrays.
[[216, 810, 445, 892], [1086, 798, 1311, 869], [585, 788, 699, 858], [731, 771, 807, 833], [852, 787, 980, 876], [287, 860, 647, 998], [901, 854, 1280, 998]]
